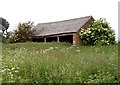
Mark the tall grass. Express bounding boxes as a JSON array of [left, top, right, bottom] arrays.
[[2, 42, 118, 83]]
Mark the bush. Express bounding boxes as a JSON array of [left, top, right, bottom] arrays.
[[8, 21, 35, 43], [2, 36, 7, 43], [0, 32, 7, 43], [80, 18, 115, 45]]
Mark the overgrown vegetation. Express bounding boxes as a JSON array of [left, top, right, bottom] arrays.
[[8, 21, 35, 43], [0, 36, 6, 43], [80, 18, 115, 45], [2, 42, 118, 83]]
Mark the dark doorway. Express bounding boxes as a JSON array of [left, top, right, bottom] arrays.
[[32, 37, 44, 42], [59, 35, 73, 43], [46, 36, 57, 42]]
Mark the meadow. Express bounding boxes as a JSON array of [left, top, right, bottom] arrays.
[[1, 42, 118, 83]]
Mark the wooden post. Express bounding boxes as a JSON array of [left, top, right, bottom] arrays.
[[44, 37, 46, 43], [57, 36, 59, 42]]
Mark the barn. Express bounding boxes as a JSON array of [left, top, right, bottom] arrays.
[[33, 16, 94, 45]]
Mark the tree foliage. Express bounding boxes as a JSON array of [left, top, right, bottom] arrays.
[[8, 21, 35, 43], [80, 18, 115, 45], [0, 17, 9, 36]]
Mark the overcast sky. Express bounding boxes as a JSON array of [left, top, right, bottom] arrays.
[[0, 0, 119, 41]]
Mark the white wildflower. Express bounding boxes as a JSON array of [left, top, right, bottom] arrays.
[[84, 32, 86, 34], [12, 67, 15, 70], [9, 72, 12, 74], [17, 67, 19, 69], [98, 29, 100, 32], [88, 28, 91, 30], [81, 30, 83, 33], [2, 69, 5, 73], [36, 51, 39, 53], [7, 68, 10, 71], [76, 50, 80, 52], [43, 50, 45, 53], [66, 48, 69, 50], [15, 70, 19, 73], [49, 47, 53, 50], [88, 31, 91, 33], [55, 47, 58, 49], [104, 28, 107, 31], [11, 74, 13, 77]]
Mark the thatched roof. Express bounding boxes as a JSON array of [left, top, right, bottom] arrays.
[[34, 16, 93, 37]]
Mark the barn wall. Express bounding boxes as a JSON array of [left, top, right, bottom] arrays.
[[74, 17, 94, 46], [73, 33, 81, 46]]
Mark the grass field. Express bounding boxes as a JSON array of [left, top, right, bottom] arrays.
[[1, 42, 118, 83]]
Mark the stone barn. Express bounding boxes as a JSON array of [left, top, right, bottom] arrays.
[[33, 16, 94, 46]]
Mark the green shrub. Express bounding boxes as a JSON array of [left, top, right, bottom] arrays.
[[80, 18, 115, 45], [8, 21, 35, 43], [2, 36, 7, 43], [0, 33, 7, 43]]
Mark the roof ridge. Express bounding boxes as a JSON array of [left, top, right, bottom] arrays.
[[37, 16, 92, 25]]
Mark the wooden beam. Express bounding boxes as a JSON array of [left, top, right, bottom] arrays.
[[57, 36, 59, 42], [44, 38, 46, 43]]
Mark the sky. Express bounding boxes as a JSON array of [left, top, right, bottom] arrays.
[[0, 0, 119, 41]]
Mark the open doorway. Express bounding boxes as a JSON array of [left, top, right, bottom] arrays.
[[46, 36, 57, 42], [59, 35, 73, 43], [32, 37, 44, 42]]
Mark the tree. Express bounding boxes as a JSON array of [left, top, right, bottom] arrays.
[[0, 17, 9, 38], [80, 18, 115, 45], [8, 21, 35, 43]]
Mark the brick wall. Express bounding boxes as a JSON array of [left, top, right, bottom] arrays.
[[73, 33, 82, 46], [73, 16, 94, 46]]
